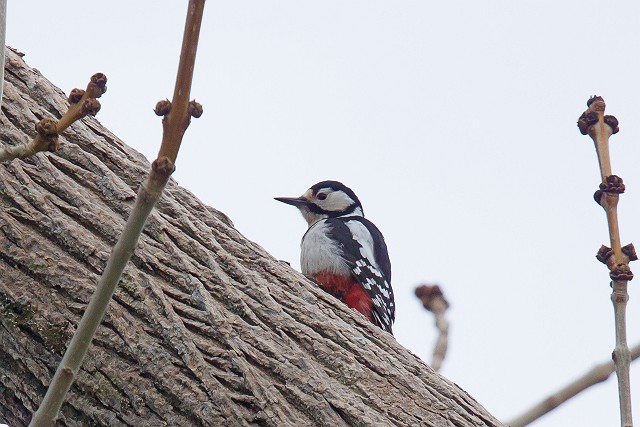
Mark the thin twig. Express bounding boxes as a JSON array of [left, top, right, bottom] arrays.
[[506, 343, 640, 427], [415, 284, 450, 371], [577, 96, 635, 427], [0, 74, 106, 163], [28, 1, 205, 425]]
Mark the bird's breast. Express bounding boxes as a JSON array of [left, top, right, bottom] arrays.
[[300, 220, 351, 277]]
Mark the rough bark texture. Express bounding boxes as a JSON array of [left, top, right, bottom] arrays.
[[0, 47, 503, 427]]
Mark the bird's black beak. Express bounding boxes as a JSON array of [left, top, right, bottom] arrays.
[[274, 196, 310, 208]]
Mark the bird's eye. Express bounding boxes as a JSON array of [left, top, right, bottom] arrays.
[[317, 193, 327, 200]]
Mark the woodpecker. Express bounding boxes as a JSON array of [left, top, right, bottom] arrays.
[[275, 180, 395, 334]]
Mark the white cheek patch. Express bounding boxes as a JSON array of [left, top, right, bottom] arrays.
[[320, 190, 353, 212]]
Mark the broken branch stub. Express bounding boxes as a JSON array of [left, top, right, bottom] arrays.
[[415, 284, 450, 371]]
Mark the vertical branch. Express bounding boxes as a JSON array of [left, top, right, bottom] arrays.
[[29, 1, 205, 425], [577, 96, 636, 427], [415, 284, 450, 371], [0, 0, 6, 105], [157, 0, 205, 164]]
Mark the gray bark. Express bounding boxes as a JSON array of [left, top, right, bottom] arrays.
[[0, 47, 503, 427]]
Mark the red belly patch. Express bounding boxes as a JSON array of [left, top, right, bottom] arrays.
[[313, 273, 374, 322]]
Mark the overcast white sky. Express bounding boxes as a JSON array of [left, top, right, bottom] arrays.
[[6, 1, 640, 426]]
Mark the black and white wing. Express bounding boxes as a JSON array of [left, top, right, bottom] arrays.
[[326, 217, 395, 333]]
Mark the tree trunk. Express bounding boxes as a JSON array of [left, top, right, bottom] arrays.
[[0, 47, 503, 427]]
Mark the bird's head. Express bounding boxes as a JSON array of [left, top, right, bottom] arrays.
[[275, 180, 364, 226]]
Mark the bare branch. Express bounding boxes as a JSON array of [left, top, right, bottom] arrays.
[[506, 343, 640, 427], [415, 284, 450, 371]]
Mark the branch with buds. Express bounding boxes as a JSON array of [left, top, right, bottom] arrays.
[[577, 96, 635, 427], [0, 73, 107, 162], [415, 284, 450, 371]]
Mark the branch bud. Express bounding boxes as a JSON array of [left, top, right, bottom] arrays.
[[35, 118, 60, 152], [415, 284, 450, 311], [188, 100, 203, 118], [152, 156, 176, 178], [154, 99, 171, 116], [68, 89, 85, 104], [610, 264, 633, 281], [82, 99, 101, 117], [622, 244, 638, 262], [577, 111, 599, 135], [36, 118, 58, 138], [89, 73, 108, 97], [596, 245, 613, 264], [600, 175, 625, 194], [604, 115, 619, 134], [589, 99, 606, 112], [586, 95, 604, 108], [593, 189, 604, 205]]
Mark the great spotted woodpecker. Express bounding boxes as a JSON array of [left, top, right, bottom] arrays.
[[275, 181, 395, 334]]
